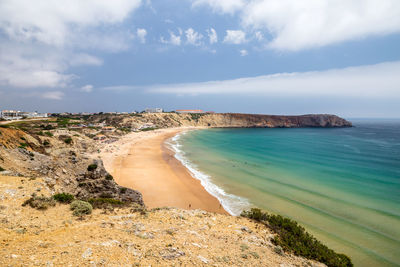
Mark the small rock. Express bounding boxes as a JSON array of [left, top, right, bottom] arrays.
[[198, 255, 209, 264], [274, 246, 284, 255], [11, 254, 20, 259], [159, 247, 185, 259], [241, 226, 252, 233], [82, 248, 92, 259]]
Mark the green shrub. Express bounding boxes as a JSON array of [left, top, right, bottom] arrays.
[[19, 142, 28, 149], [44, 131, 53, 137], [105, 174, 113, 180], [70, 200, 92, 216], [140, 127, 157, 131], [53, 193, 74, 203], [241, 208, 353, 267], [22, 195, 56, 210], [0, 166, 5, 171], [189, 113, 205, 121], [43, 140, 50, 146], [120, 187, 127, 194], [64, 137, 72, 144], [87, 198, 124, 209], [87, 164, 97, 171], [118, 127, 131, 133]]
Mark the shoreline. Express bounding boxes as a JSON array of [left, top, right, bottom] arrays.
[[100, 128, 228, 215]]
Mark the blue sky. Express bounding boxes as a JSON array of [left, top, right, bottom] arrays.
[[1, 0, 400, 117]]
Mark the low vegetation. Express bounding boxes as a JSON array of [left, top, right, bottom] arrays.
[[241, 208, 353, 267], [70, 200, 93, 216], [53, 193, 74, 203], [189, 113, 205, 122], [44, 131, 53, 137], [64, 137, 73, 144], [87, 164, 98, 171], [0, 166, 5, 171], [140, 127, 158, 132], [18, 142, 28, 149], [22, 194, 56, 210], [105, 174, 113, 180], [88, 198, 124, 209]]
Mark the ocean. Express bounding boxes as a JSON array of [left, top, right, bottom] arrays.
[[170, 119, 400, 267]]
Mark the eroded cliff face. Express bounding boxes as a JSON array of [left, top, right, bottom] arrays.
[[195, 113, 352, 128], [89, 113, 352, 129], [0, 127, 144, 206]]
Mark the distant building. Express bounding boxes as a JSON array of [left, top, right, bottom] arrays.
[[176, 109, 204, 114], [145, 108, 163, 113], [0, 110, 22, 120], [0, 110, 48, 120]]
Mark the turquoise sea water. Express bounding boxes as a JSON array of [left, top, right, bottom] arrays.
[[172, 120, 400, 267]]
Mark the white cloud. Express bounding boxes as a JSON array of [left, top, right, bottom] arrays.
[[0, 0, 142, 47], [0, 0, 142, 88], [255, 31, 263, 41], [240, 49, 248, 56], [81, 85, 94, 93], [69, 53, 103, 66], [223, 30, 246, 44], [197, 0, 400, 51], [161, 30, 182, 46], [137, 28, 147, 44], [148, 61, 400, 98], [0, 43, 75, 88], [243, 0, 400, 51], [185, 28, 203, 46], [192, 0, 245, 14], [41, 91, 64, 100], [207, 28, 218, 44]]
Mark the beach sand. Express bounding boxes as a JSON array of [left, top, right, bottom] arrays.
[[101, 128, 228, 214]]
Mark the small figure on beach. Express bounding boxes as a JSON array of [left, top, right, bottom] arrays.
[[189, 204, 191, 209]]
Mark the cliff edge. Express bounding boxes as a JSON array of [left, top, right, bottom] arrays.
[[88, 113, 352, 129]]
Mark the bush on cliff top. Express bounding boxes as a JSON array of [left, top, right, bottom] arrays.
[[70, 200, 92, 216], [53, 193, 74, 203], [88, 198, 124, 209], [22, 194, 56, 210], [241, 208, 353, 267], [87, 164, 97, 171], [0, 166, 5, 172]]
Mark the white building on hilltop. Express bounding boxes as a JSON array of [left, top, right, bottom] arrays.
[[145, 108, 163, 113], [0, 110, 48, 120]]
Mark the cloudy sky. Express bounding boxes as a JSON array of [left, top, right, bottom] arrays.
[[0, 0, 400, 117]]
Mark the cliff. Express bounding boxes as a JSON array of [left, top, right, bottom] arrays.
[[0, 127, 143, 206], [88, 113, 352, 129]]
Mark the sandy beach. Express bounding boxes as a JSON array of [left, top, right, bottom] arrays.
[[100, 128, 228, 214]]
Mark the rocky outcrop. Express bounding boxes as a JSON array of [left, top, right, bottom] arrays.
[[75, 159, 143, 205], [201, 113, 352, 128], [0, 127, 144, 207], [88, 113, 352, 129]]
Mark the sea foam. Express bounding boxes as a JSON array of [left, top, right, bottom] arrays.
[[166, 132, 251, 216]]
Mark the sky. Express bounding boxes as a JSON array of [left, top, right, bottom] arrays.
[[0, 0, 400, 118]]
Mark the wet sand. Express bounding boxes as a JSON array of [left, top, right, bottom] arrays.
[[101, 128, 228, 214]]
